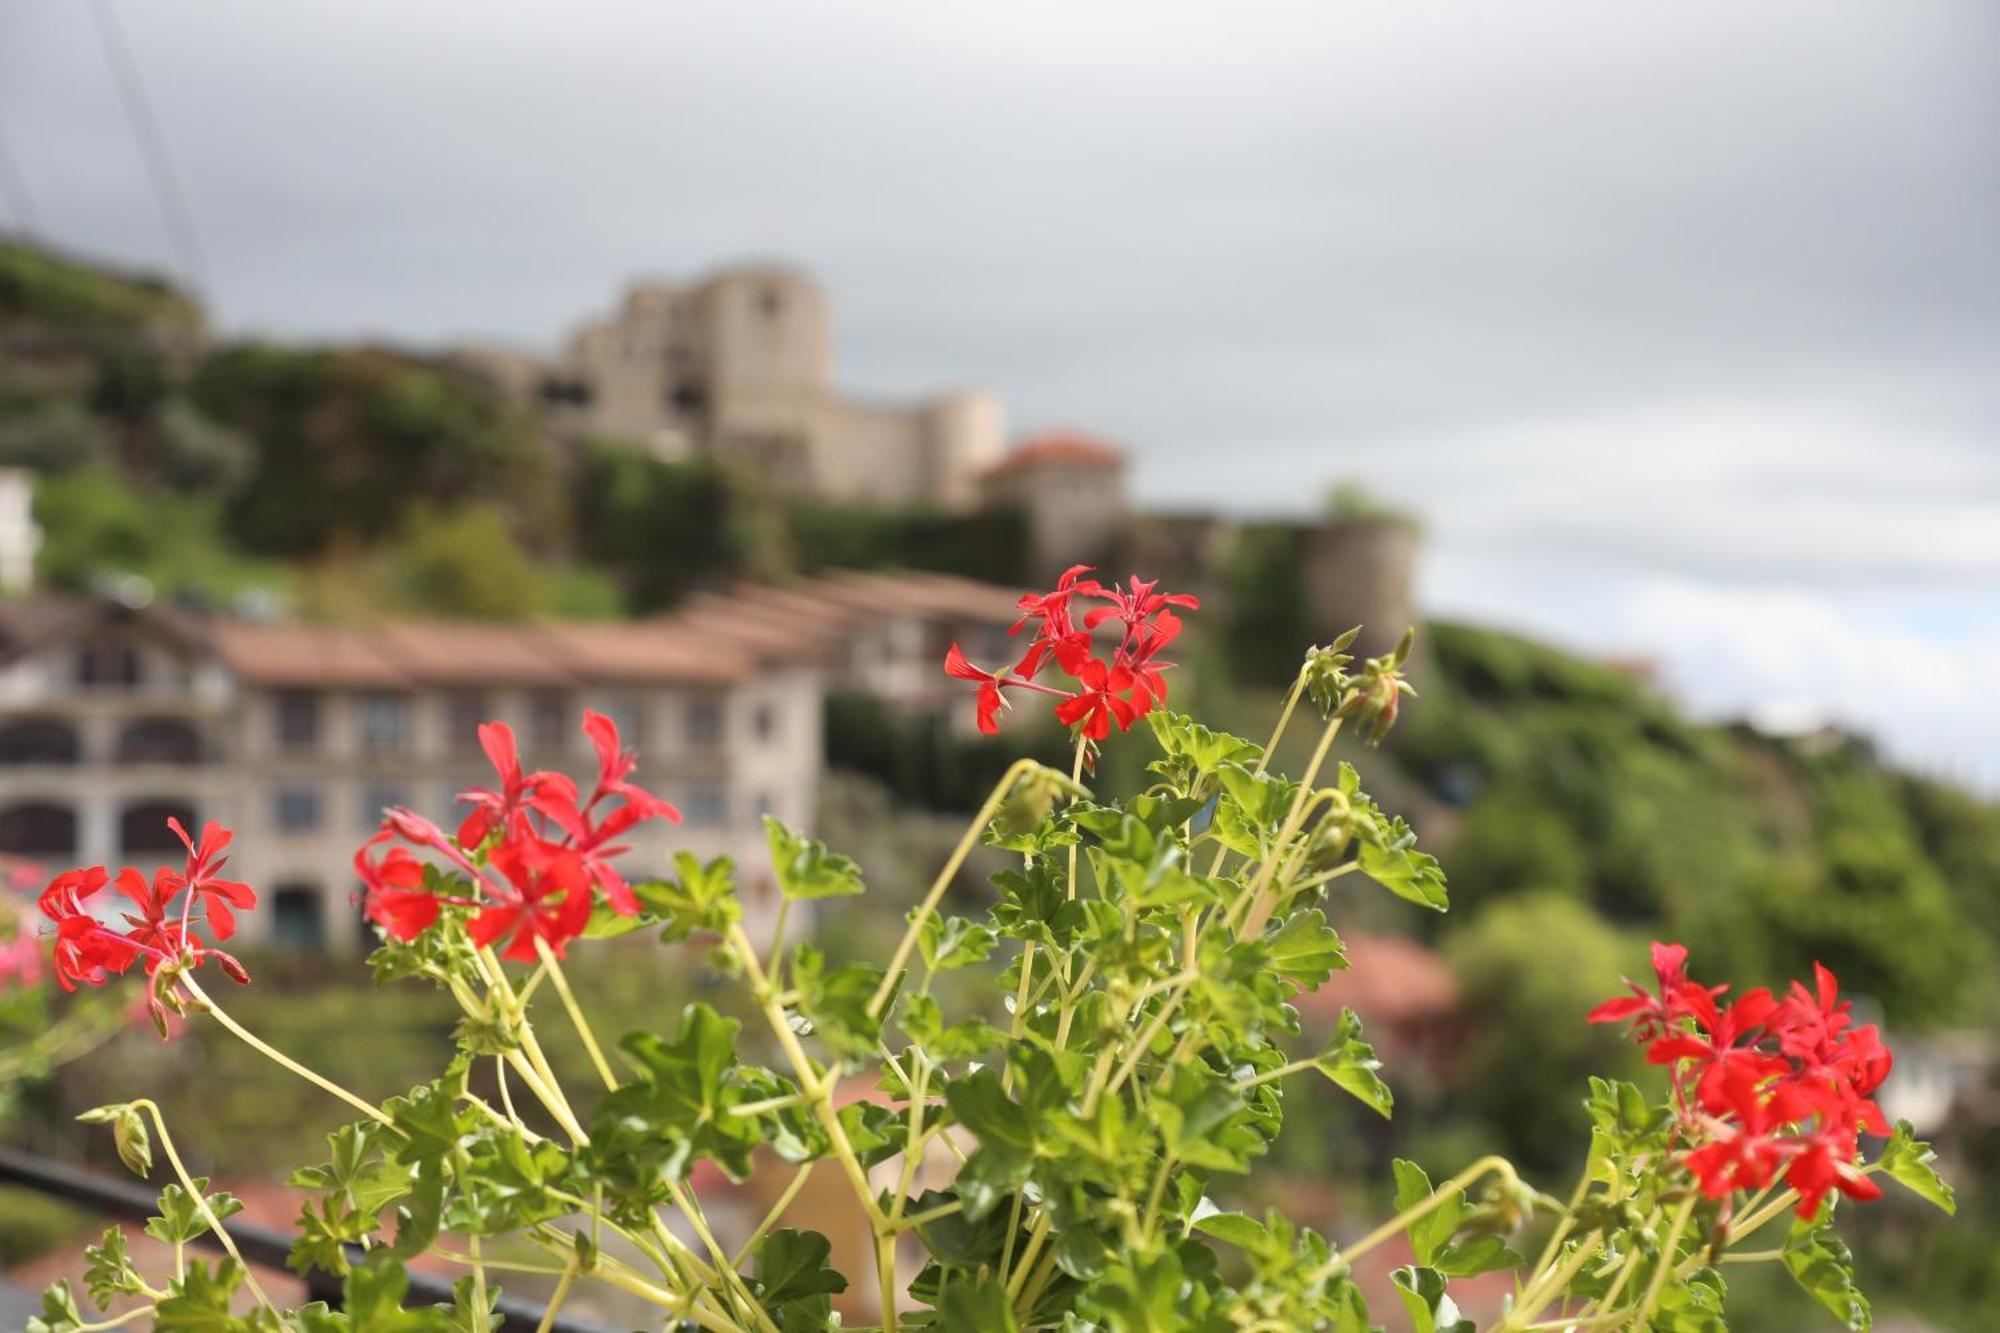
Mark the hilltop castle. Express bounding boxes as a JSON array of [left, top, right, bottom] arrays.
[[454, 263, 1417, 657], [451, 265, 1003, 510]]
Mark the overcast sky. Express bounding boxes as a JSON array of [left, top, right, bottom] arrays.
[[3, 0, 1997, 788]]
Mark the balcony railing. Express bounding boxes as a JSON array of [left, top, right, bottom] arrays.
[[0, 1145, 621, 1331]]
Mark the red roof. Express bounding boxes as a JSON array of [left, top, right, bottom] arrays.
[[1295, 931, 1459, 1027], [983, 430, 1127, 479]]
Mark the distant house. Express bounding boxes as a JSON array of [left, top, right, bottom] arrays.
[[1293, 930, 1463, 1079], [0, 573, 1031, 955]]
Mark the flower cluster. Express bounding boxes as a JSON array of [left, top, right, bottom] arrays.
[[1591, 942, 1893, 1217], [1, 859, 45, 993], [944, 566, 1199, 743], [357, 709, 678, 961], [34, 820, 254, 1028]]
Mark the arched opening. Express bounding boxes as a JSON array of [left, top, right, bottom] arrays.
[[115, 717, 205, 765], [0, 801, 77, 857], [270, 883, 325, 951], [0, 718, 82, 765], [121, 799, 197, 857]]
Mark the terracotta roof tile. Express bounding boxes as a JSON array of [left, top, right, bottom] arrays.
[[982, 430, 1127, 480]]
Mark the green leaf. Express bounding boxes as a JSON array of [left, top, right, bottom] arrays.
[[82, 1226, 144, 1310], [789, 941, 887, 1059], [1095, 1250, 1189, 1332], [1435, 1234, 1523, 1279], [591, 1001, 760, 1195], [753, 1228, 849, 1306], [899, 993, 1005, 1061], [153, 1258, 253, 1331], [1265, 909, 1346, 986], [940, 1273, 1020, 1331], [337, 1250, 454, 1331], [1877, 1119, 1955, 1214], [1154, 1064, 1252, 1172], [1389, 1266, 1473, 1333], [1146, 709, 1262, 788], [1313, 1008, 1393, 1118], [631, 853, 743, 941], [1391, 1160, 1459, 1267], [27, 1280, 83, 1333], [765, 816, 865, 899], [147, 1178, 245, 1246], [919, 912, 999, 972], [1192, 1210, 1270, 1253], [1783, 1213, 1870, 1332], [1356, 816, 1448, 911]]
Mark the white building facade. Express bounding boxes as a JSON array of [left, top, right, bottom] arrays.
[[0, 600, 823, 954]]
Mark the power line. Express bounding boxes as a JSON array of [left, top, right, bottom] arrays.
[[0, 118, 41, 238], [86, 0, 208, 291]]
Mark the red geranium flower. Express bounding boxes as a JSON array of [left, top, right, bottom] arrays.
[[944, 643, 1006, 735], [356, 830, 455, 942], [165, 817, 257, 942], [456, 721, 580, 849], [1054, 657, 1139, 740], [948, 569, 1198, 745], [467, 836, 594, 962]]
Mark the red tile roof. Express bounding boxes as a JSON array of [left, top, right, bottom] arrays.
[[4, 569, 1032, 691], [981, 430, 1127, 479]]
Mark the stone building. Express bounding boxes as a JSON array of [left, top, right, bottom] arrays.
[[978, 430, 1130, 582], [0, 572, 1031, 955], [455, 266, 1004, 509]]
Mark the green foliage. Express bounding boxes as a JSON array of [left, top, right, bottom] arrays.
[[1443, 893, 1638, 1171], [0, 241, 199, 330], [24, 631, 1962, 1332], [785, 500, 1029, 585], [32, 466, 281, 599], [1219, 522, 1309, 686], [191, 344, 557, 559], [568, 445, 767, 610], [825, 689, 1069, 814]]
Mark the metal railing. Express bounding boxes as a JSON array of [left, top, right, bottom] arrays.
[[0, 1145, 618, 1331]]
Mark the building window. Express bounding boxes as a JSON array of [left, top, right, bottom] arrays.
[[686, 697, 723, 747], [760, 286, 784, 320], [0, 718, 81, 765], [121, 800, 196, 856], [683, 783, 726, 827], [75, 641, 141, 689], [355, 693, 410, 755], [0, 801, 76, 857], [115, 717, 203, 765], [359, 783, 407, 832], [753, 790, 778, 822], [270, 884, 325, 950], [445, 692, 489, 752], [275, 691, 321, 751], [274, 786, 321, 833], [753, 703, 778, 744], [528, 691, 570, 752]]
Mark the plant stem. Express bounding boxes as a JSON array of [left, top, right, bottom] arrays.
[[533, 1257, 578, 1333], [1499, 1229, 1603, 1332], [1631, 1197, 1698, 1329], [177, 974, 393, 1127], [733, 1163, 817, 1267], [1238, 713, 1345, 938], [1305, 1155, 1520, 1285], [131, 1100, 276, 1314], [534, 936, 618, 1091], [869, 756, 1046, 1019]]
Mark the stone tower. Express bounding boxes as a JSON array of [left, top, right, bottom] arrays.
[[1301, 516, 1420, 660]]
